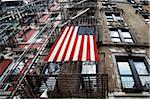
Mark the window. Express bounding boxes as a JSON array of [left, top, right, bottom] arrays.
[[80, 62, 97, 91], [81, 62, 96, 74], [44, 63, 60, 75], [39, 63, 59, 91], [109, 28, 134, 43], [132, 4, 142, 11], [109, 28, 121, 42], [141, 14, 150, 24], [102, 2, 115, 8], [81, 76, 97, 91], [40, 77, 56, 91], [105, 12, 123, 22], [50, 13, 58, 18], [121, 29, 134, 43], [116, 57, 150, 92]]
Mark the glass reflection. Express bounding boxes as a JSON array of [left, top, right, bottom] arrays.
[[122, 32, 131, 38], [117, 62, 132, 75], [134, 62, 148, 75], [111, 38, 121, 42], [110, 31, 119, 37], [121, 77, 135, 88], [124, 39, 133, 43], [139, 76, 150, 86]]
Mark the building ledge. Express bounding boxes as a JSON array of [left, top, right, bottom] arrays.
[[108, 92, 150, 97]]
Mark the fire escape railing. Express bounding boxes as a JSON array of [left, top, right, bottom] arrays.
[[15, 73, 108, 98]]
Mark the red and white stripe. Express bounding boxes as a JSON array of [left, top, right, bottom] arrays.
[[45, 26, 99, 62]]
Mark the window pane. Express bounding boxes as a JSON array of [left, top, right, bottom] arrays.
[[139, 76, 150, 86], [121, 77, 135, 88], [106, 16, 113, 19], [109, 31, 119, 37], [107, 18, 113, 22], [39, 77, 56, 91], [115, 16, 122, 21], [121, 32, 131, 38], [82, 76, 97, 90], [124, 39, 133, 43], [82, 62, 96, 74], [111, 38, 121, 42], [133, 62, 148, 75], [45, 63, 60, 75], [117, 62, 132, 75]]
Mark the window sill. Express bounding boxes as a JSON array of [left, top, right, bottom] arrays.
[[122, 88, 143, 93], [108, 92, 150, 97]]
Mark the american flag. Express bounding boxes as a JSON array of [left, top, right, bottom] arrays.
[[45, 26, 99, 62]]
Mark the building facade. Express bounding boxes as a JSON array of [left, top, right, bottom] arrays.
[[0, 0, 149, 98]]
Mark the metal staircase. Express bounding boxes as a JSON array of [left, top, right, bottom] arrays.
[[0, 0, 110, 98]]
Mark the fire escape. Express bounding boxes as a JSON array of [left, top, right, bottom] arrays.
[[0, 0, 108, 98]]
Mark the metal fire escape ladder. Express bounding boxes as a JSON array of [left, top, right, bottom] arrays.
[[9, 24, 57, 98], [1, 1, 107, 98]]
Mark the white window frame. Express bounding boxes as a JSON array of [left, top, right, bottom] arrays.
[[109, 28, 134, 43]]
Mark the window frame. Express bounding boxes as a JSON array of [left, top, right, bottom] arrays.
[[80, 61, 98, 91], [105, 12, 123, 22], [109, 28, 134, 43], [109, 28, 122, 43], [43, 62, 60, 75], [116, 56, 150, 92]]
